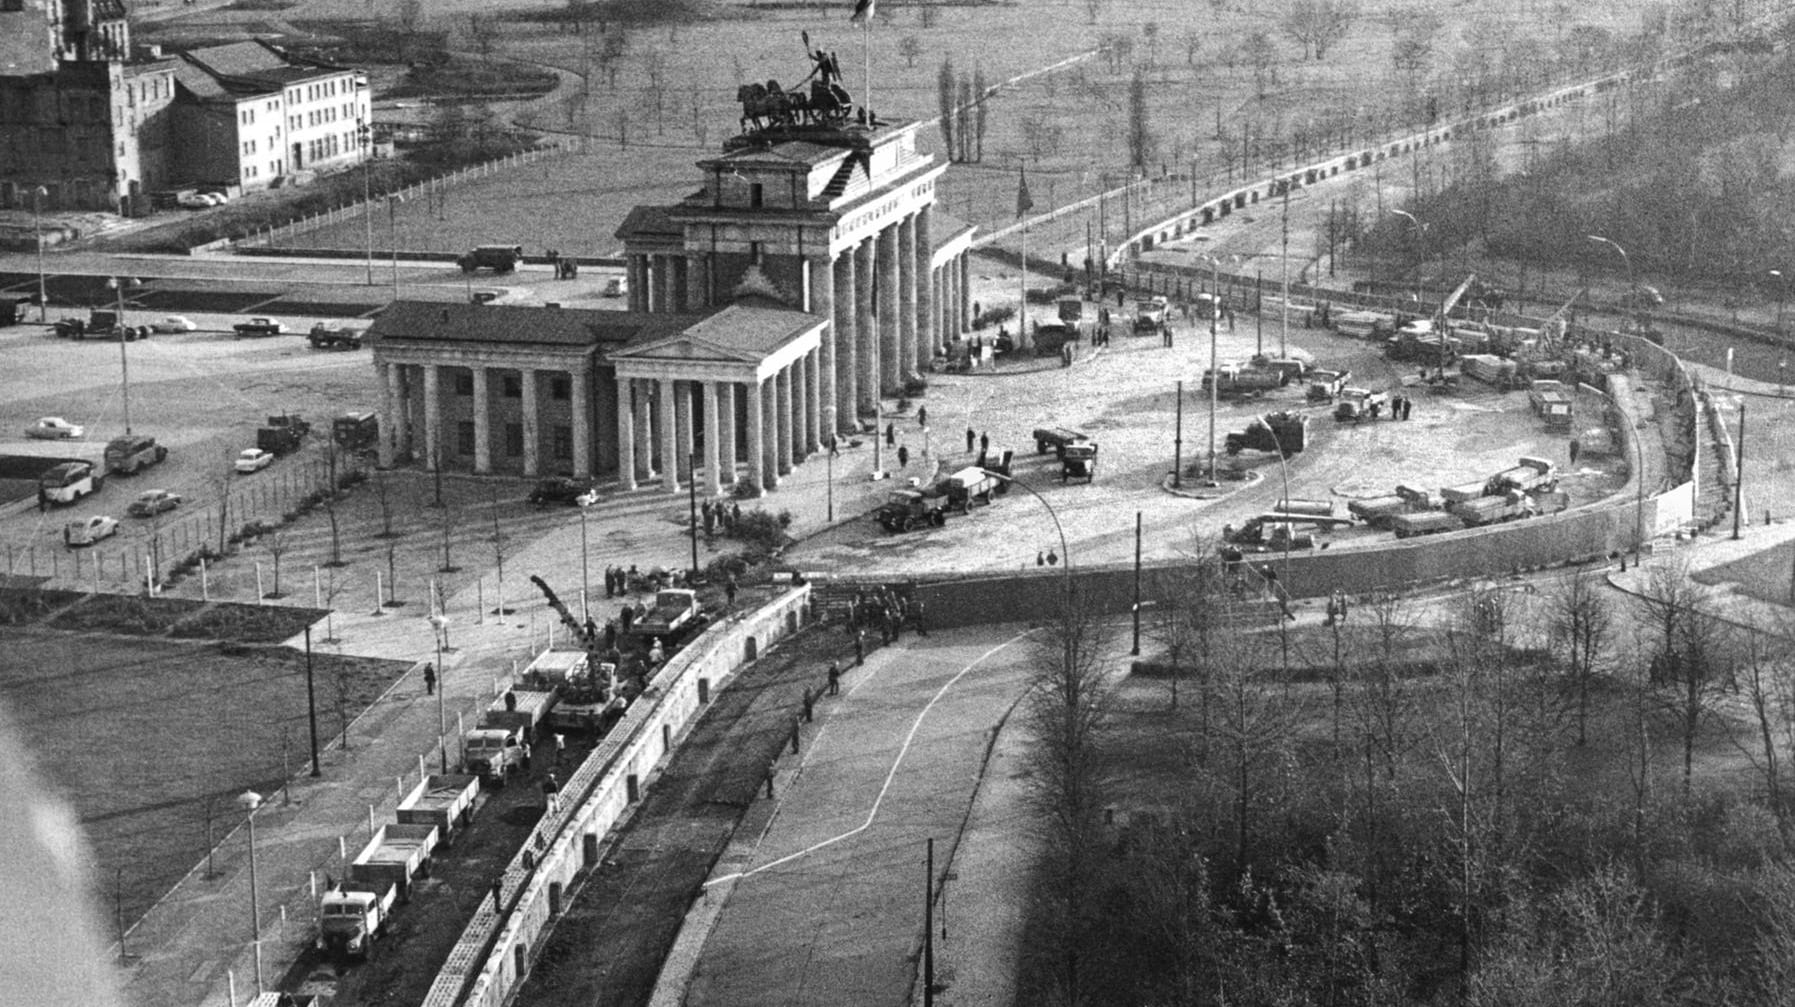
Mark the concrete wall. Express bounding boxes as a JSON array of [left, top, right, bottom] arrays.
[[420, 586, 813, 1007]]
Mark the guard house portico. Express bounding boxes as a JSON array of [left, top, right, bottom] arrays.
[[370, 43, 974, 495]]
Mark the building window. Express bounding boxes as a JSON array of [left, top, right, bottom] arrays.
[[750, 182, 763, 208], [550, 376, 570, 400], [552, 426, 572, 460], [458, 421, 476, 455], [502, 375, 522, 398], [504, 423, 524, 457], [454, 373, 474, 395]]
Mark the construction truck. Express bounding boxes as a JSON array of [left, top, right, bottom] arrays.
[[634, 588, 705, 642], [1529, 380, 1573, 431], [1488, 456, 1558, 495], [1225, 412, 1308, 457], [1348, 495, 1408, 528], [1033, 426, 1091, 458], [1332, 310, 1394, 340], [1306, 369, 1350, 403], [1391, 511, 1464, 538], [350, 822, 438, 903], [521, 650, 624, 733], [395, 774, 480, 847], [1132, 296, 1168, 332], [319, 880, 398, 961], [462, 726, 526, 785], [481, 688, 558, 742], [1202, 363, 1288, 399], [944, 466, 1002, 511], [1333, 388, 1390, 422], [878, 486, 951, 532], [256, 414, 311, 456], [1460, 354, 1519, 388], [1253, 353, 1312, 383], [1061, 442, 1098, 483], [1449, 489, 1567, 527]]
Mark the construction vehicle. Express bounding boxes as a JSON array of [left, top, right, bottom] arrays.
[[1274, 499, 1335, 518], [976, 447, 1015, 484], [1225, 412, 1308, 457], [878, 486, 950, 532], [39, 461, 104, 505], [462, 725, 526, 785], [350, 822, 438, 902], [1332, 310, 1394, 339], [1057, 297, 1085, 326], [1306, 369, 1350, 403], [319, 880, 397, 961], [1132, 296, 1168, 332], [395, 774, 480, 847], [1202, 363, 1288, 399], [1450, 489, 1568, 527], [1391, 511, 1464, 538], [944, 466, 1002, 511], [256, 414, 311, 456], [482, 688, 558, 742], [55, 309, 139, 340], [1348, 495, 1408, 528], [1386, 320, 1458, 365], [1033, 426, 1091, 458], [1061, 442, 1098, 483], [1395, 483, 1443, 511], [1488, 457, 1559, 495], [523, 650, 625, 733], [529, 575, 618, 710], [1253, 353, 1312, 383], [1440, 481, 1489, 506], [456, 244, 524, 274], [1460, 354, 1519, 388], [104, 434, 167, 476], [634, 588, 705, 642], [308, 323, 365, 350], [1528, 380, 1573, 431], [1333, 388, 1389, 422]]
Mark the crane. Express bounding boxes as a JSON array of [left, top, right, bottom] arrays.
[[529, 575, 614, 703]]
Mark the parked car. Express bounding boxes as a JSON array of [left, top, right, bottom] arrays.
[[25, 416, 85, 440], [64, 515, 119, 547], [233, 317, 286, 338], [528, 476, 599, 506], [151, 316, 197, 333], [203, 190, 231, 204], [603, 275, 629, 298], [176, 192, 214, 209], [234, 448, 275, 473], [126, 489, 182, 517]]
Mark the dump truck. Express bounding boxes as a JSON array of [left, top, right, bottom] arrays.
[[944, 466, 1002, 511], [1529, 380, 1573, 431], [1333, 388, 1389, 422], [256, 414, 310, 456], [1225, 412, 1308, 456], [1202, 364, 1288, 399], [633, 588, 705, 641], [462, 726, 526, 785], [481, 689, 559, 741], [1307, 369, 1350, 403], [395, 774, 480, 847], [318, 880, 397, 961], [1391, 511, 1464, 538], [878, 486, 950, 532], [1033, 426, 1090, 458], [349, 822, 437, 903]]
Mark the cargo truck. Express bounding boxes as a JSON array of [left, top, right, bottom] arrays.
[[1451, 490, 1538, 527], [1487, 457, 1558, 495], [1202, 364, 1288, 398], [463, 726, 526, 785], [633, 588, 705, 642], [394, 774, 480, 847], [1529, 380, 1573, 431], [481, 689, 558, 741], [944, 466, 1002, 511], [1391, 511, 1464, 538], [878, 486, 950, 532], [318, 881, 396, 961], [348, 822, 438, 903], [256, 414, 310, 456], [1348, 495, 1407, 528]]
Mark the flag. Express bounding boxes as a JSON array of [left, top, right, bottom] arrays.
[[1016, 166, 1034, 219], [850, 0, 874, 23]]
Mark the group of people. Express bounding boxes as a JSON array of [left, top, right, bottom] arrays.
[[845, 584, 926, 648], [700, 499, 746, 537], [544, 249, 579, 280]]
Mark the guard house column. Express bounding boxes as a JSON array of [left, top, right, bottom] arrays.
[[377, 361, 396, 468], [422, 364, 442, 473], [812, 255, 837, 434], [745, 377, 766, 493], [570, 367, 592, 479], [833, 252, 857, 432], [898, 214, 918, 380], [672, 257, 690, 312], [520, 367, 541, 477], [653, 256, 672, 312], [675, 380, 694, 483], [717, 381, 737, 484], [854, 237, 877, 420], [775, 364, 793, 476], [916, 206, 934, 366], [761, 374, 781, 489], [959, 254, 972, 332], [701, 380, 722, 497], [633, 379, 655, 482], [394, 365, 413, 460], [805, 347, 822, 454], [616, 376, 637, 490], [471, 365, 492, 474], [658, 377, 679, 492], [942, 262, 956, 341], [626, 257, 642, 312], [686, 253, 710, 311], [878, 225, 900, 394]]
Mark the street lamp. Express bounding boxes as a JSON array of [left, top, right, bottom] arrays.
[[1198, 253, 1237, 484], [576, 489, 598, 622], [428, 614, 448, 771], [1770, 269, 1786, 341], [387, 193, 406, 301], [986, 470, 1070, 596], [1390, 209, 1428, 307], [31, 185, 49, 323], [236, 790, 264, 993], [1586, 235, 1637, 335], [107, 276, 141, 434], [358, 119, 374, 286]]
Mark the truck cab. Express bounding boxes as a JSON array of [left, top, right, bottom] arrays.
[[462, 727, 524, 785], [319, 883, 395, 960], [878, 488, 949, 532]]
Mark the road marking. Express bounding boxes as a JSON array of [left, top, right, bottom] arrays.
[[705, 629, 1031, 888]]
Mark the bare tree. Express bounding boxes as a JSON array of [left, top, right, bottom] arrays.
[[263, 529, 289, 599], [1128, 68, 1152, 170], [488, 485, 511, 616], [371, 470, 399, 540], [1282, 0, 1360, 60], [319, 448, 348, 569], [972, 67, 989, 162], [955, 77, 974, 163], [936, 59, 956, 157], [897, 35, 923, 68], [437, 497, 461, 574], [1733, 625, 1795, 824], [208, 456, 234, 557], [1548, 568, 1612, 746], [1243, 31, 1277, 101], [1633, 559, 1733, 792], [1181, 30, 1203, 66]]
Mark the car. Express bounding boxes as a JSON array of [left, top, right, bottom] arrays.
[[151, 315, 197, 333], [203, 190, 231, 204], [25, 416, 85, 440], [603, 275, 629, 298], [233, 317, 286, 338], [234, 448, 275, 473], [126, 489, 182, 517], [528, 476, 599, 506], [176, 192, 214, 210], [64, 515, 119, 547]]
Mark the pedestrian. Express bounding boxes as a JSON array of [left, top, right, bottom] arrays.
[[1116, 288, 1125, 307], [979, 431, 989, 454], [603, 566, 614, 598], [830, 434, 841, 458], [854, 629, 866, 666], [726, 572, 738, 608], [886, 422, 896, 447], [493, 879, 504, 912], [648, 639, 665, 668], [827, 659, 841, 695], [966, 427, 976, 452], [802, 686, 814, 723], [520, 739, 533, 771], [1325, 595, 1339, 626], [1570, 437, 1581, 464], [913, 598, 928, 636], [554, 731, 566, 765], [621, 605, 635, 634], [423, 663, 436, 696], [898, 444, 910, 468], [917, 405, 928, 428], [702, 500, 716, 537], [765, 758, 778, 798], [542, 772, 560, 813], [1403, 397, 1413, 420], [731, 501, 742, 527], [504, 689, 518, 713], [37, 487, 46, 513], [604, 619, 618, 650]]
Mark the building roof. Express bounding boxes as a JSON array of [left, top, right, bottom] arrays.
[[931, 210, 975, 251], [703, 141, 845, 170], [367, 301, 698, 350], [171, 61, 243, 102], [178, 40, 346, 94], [611, 301, 826, 365], [614, 204, 681, 243]]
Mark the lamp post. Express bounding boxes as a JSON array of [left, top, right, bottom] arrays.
[[236, 790, 264, 993], [428, 614, 448, 771], [1770, 269, 1786, 341], [1586, 235, 1636, 334], [1390, 209, 1427, 308], [576, 490, 598, 621], [387, 193, 406, 301], [987, 470, 1071, 596], [31, 185, 49, 323], [825, 405, 836, 522], [358, 119, 374, 286], [108, 276, 140, 434], [1198, 253, 1236, 483]]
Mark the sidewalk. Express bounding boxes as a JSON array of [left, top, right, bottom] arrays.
[[1608, 517, 1795, 633]]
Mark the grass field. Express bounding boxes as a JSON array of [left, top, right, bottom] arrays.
[[0, 610, 407, 926]]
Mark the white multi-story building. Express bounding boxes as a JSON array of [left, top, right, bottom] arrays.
[[172, 40, 369, 190]]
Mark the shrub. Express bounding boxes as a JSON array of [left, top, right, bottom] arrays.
[[731, 480, 763, 500], [973, 305, 1015, 329], [903, 376, 929, 397]]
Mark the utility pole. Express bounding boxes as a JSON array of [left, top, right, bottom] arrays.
[[1279, 182, 1291, 358], [1733, 401, 1745, 540], [1173, 380, 1184, 488], [1130, 511, 1142, 656], [923, 838, 936, 1007]]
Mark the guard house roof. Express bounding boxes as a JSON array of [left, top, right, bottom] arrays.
[[610, 300, 826, 365], [614, 204, 681, 243], [366, 301, 699, 351]]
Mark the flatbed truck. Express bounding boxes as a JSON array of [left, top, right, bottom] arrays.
[[395, 774, 480, 847], [348, 822, 438, 903]]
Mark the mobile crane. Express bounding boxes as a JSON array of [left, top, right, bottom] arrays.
[[529, 575, 615, 706]]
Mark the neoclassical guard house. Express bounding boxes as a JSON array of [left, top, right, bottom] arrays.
[[370, 95, 976, 496]]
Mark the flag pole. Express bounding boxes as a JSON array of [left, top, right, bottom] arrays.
[[862, 21, 871, 118], [1020, 217, 1028, 351]]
